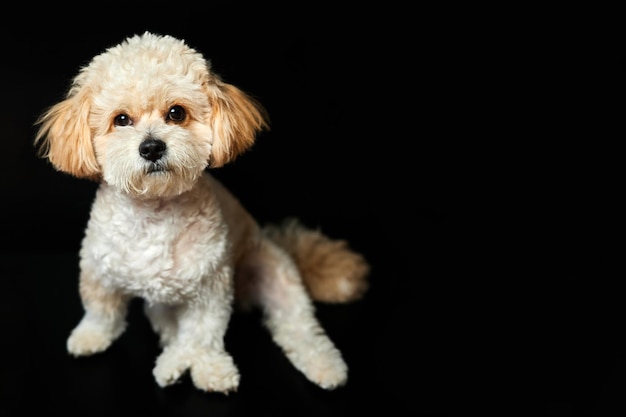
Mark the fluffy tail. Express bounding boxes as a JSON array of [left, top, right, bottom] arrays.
[[262, 218, 370, 303]]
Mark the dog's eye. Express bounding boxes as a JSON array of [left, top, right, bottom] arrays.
[[114, 113, 132, 127], [167, 105, 186, 123]]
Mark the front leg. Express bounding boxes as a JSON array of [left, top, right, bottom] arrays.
[[67, 268, 130, 356], [152, 267, 239, 393]]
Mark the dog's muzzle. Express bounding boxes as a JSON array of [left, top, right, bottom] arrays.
[[139, 138, 167, 173]]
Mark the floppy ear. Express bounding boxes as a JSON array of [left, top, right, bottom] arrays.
[[34, 86, 100, 179], [206, 80, 269, 168]]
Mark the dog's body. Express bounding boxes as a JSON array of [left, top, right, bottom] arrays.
[[34, 32, 369, 393]]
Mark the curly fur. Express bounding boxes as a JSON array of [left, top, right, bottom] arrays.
[[34, 32, 369, 393]]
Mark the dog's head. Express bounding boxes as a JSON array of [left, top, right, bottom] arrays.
[[35, 32, 269, 198]]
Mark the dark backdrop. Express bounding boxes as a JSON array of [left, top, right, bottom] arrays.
[[1, 3, 620, 416]]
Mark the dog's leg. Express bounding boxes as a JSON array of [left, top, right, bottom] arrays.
[[152, 267, 239, 393], [144, 302, 177, 347], [238, 238, 348, 389], [67, 268, 130, 356]]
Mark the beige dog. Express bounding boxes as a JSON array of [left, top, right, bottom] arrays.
[[34, 32, 369, 393]]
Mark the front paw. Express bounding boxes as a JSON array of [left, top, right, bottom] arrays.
[[153, 346, 189, 387], [153, 347, 240, 393], [189, 352, 240, 394], [67, 318, 125, 356]]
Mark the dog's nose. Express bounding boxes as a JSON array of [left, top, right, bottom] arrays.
[[139, 138, 166, 162]]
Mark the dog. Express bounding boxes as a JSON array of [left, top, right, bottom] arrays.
[[33, 32, 369, 393]]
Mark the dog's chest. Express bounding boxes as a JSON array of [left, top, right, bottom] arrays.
[[80, 184, 227, 303]]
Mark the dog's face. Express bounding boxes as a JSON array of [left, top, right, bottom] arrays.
[[35, 32, 268, 198]]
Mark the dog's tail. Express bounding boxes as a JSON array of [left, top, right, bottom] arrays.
[[262, 218, 370, 303]]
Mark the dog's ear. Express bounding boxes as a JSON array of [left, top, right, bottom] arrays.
[[206, 81, 269, 167], [34, 87, 100, 179]]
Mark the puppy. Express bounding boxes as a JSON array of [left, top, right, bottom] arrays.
[[34, 32, 369, 393]]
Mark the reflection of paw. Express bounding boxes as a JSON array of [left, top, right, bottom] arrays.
[[190, 352, 240, 393], [67, 319, 122, 356]]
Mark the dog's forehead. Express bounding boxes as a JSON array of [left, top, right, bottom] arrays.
[[80, 33, 211, 94]]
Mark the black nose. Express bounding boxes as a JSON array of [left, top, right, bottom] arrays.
[[139, 138, 166, 162]]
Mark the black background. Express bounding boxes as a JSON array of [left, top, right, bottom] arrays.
[[1, 3, 621, 416]]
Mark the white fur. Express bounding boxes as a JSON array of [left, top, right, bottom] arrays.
[[35, 32, 369, 393]]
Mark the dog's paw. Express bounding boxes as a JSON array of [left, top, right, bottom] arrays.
[[67, 319, 121, 356], [300, 346, 348, 390], [153, 347, 189, 387], [278, 333, 348, 390], [189, 352, 240, 394], [153, 347, 240, 393]]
